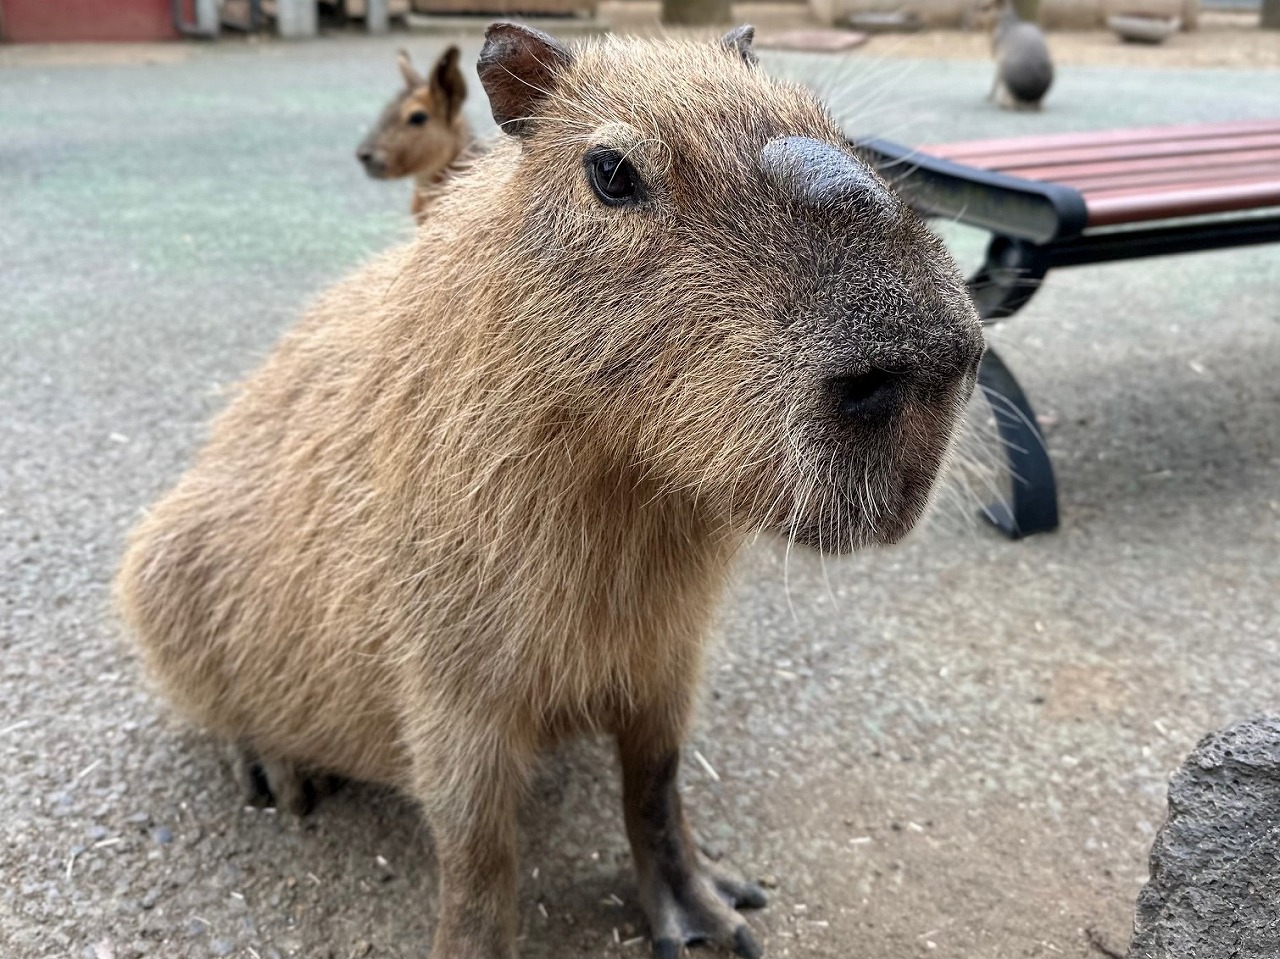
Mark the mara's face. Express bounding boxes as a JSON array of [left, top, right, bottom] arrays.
[[480, 26, 984, 553], [357, 47, 466, 181]]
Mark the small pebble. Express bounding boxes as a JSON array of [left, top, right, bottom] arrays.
[[152, 826, 174, 845]]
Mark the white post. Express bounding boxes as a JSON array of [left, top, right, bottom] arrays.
[[276, 0, 318, 37], [366, 0, 389, 33], [194, 0, 219, 34]]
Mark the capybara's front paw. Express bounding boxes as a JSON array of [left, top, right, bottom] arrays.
[[643, 859, 767, 959]]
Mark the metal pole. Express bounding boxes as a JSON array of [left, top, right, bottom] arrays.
[[276, 0, 317, 38]]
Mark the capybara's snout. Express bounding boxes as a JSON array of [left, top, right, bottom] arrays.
[[743, 136, 983, 552]]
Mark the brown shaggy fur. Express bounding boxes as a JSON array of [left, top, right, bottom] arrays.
[[118, 23, 983, 959], [357, 46, 474, 223]]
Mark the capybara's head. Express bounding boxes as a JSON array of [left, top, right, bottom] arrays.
[[472, 24, 984, 553], [357, 46, 467, 181]]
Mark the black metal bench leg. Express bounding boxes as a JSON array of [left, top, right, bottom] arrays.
[[964, 235, 1059, 538], [977, 347, 1059, 538]]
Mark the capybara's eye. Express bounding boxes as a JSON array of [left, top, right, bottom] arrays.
[[407, 110, 429, 126], [585, 148, 642, 207]]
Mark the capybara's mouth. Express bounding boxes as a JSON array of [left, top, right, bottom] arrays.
[[778, 441, 948, 554], [783, 505, 919, 555]]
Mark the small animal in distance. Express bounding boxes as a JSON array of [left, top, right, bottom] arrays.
[[356, 45, 473, 222], [988, 0, 1054, 109]]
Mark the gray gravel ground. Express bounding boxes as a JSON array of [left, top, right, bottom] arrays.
[[2, 29, 1278, 959]]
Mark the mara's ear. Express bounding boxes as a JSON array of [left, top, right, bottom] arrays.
[[478, 21, 574, 137], [719, 25, 758, 66], [430, 45, 467, 120], [398, 49, 425, 89]]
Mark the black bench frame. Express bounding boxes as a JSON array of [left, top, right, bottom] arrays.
[[855, 136, 1280, 538]]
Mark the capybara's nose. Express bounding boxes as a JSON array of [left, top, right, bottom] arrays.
[[829, 369, 907, 421], [357, 146, 374, 164]]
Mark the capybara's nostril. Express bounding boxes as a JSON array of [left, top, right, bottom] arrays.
[[830, 369, 904, 420], [357, 146, 374, 163]]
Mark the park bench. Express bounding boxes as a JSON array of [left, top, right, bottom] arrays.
[[855, 119, 1280, 538]]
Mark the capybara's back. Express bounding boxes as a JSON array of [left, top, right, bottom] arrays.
[[118, 23, 983, 958], [117, 253, 413, 784]]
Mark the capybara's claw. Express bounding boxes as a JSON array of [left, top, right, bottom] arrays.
[[228, 744, 338, 817], [731, 924, 764, 959], [652, 939, 681, 959], [714, 873, 768, 911], [644, 863, 766, 958], [229, 743, 273, 808], [649, 919, 761, 959]]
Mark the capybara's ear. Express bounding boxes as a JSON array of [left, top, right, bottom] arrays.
[[719, 25, 758, 66], [478, 22, 574, 137], [431, 45, 467, 121], [398, 49, 425, 89]]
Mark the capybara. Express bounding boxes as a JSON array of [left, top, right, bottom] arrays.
[[990, 0, 1054, 109], [118, 23, 984, 959], [357, 46, 473, 223]]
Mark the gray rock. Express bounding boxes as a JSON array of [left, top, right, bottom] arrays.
[[1130, 715, 1280, 958]]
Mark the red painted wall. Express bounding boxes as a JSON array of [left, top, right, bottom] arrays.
[[0, 0, 179, 41]]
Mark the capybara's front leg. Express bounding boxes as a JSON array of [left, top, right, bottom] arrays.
[[416, 736, 531, 959], [619, 725, 767, 959]]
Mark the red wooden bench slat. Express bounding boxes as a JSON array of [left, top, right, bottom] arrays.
[[927, 119, 1280, 163], [945, 134, 1280, 174], [1005, 147, 1280, 188], [1082, 178, 1280, 226], [916, 119, 1280, 228], [1064, 162, 1280, 193]]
